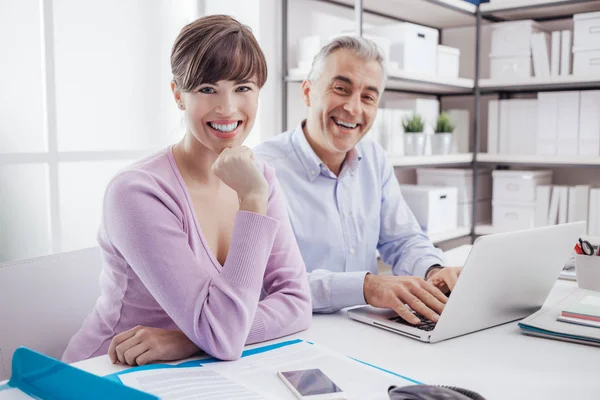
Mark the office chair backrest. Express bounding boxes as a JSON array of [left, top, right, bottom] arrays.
[[0, 247, 103, 381]]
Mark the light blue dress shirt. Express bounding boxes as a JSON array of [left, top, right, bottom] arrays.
[[254, 122, 444, 313]]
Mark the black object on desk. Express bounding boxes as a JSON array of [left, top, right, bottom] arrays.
[[388, 384, 486, 400]]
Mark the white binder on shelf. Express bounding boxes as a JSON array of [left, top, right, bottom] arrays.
[[560, 30, 572, 76], [547, 186, 561, 226], [578, 91, 600, 157], [448, 109, 470, 154], [558, 186, 569, 225], [551, 31, 561, 77], [556, 91, 580, 156], [488, 100, 499, 154], [575, 185, 591, 232], [568, 187, 577, 223], [536, 92, 558, 156], [531, 32, 551, 77], [499, 100, 511, 154], [535, 185, 552, 227], [508, 99, 538, 155], [590, 189, 600, 236]]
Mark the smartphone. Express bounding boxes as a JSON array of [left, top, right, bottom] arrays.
[[277, 368, 347, 400]]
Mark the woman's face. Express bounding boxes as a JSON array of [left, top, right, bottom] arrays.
[[173, 77, 259, 154]]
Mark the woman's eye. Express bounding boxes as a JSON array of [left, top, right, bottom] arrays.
[[199, 87, 215, 94], [236, 86, 252, 92]]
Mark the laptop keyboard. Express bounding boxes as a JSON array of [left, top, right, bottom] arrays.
[[388, 312, 437, 332]]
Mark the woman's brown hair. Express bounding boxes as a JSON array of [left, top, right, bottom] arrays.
[[171, 15, 268, 91]]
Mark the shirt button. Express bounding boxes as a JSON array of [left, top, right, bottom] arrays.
[[350, 248, 355, 254], [311, 170, 317, 175]]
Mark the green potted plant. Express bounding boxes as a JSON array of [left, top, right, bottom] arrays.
[[432, 112, 455, 155], [402, 113, 426, 156]]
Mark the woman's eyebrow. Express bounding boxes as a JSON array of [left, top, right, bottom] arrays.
[[236, 79, 257, 85]]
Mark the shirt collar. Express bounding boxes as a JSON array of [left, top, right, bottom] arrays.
[[291, 120, 363, 181]]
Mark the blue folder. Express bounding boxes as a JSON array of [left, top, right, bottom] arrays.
[[0, 347, 157, 399]]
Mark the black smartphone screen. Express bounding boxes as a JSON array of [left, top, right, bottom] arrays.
[[281, 369, 343, 396]]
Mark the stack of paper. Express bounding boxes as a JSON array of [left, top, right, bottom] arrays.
[[519, 289, 600, 346]]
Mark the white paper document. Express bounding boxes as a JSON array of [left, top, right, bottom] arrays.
[[0, 387, 34, 400], [119, 341, 415, 400], [120, 368, 269, 400]]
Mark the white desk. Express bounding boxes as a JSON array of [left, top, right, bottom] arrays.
[[72, 245, 600, 400]]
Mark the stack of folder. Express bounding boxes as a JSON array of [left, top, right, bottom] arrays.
[[519, 289, 600, 346]]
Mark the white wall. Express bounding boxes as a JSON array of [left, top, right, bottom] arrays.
[[0, 0, 201, 262]]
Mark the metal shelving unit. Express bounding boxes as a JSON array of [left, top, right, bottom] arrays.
[[476, 0, 600, 237], [480, 75, 600, 93], [480, 0, 600, 21], [477, 153, 600, 167], [388, 153, 473, 167], [323, 0, 478, 28], [282, 0, 600, 245], [281, 0, 479, 245]]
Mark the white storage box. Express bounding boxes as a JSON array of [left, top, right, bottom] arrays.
[[458, 199, 492, 227], [492, 170, 553, 203], [490, 53, 532, 79], [574, 11, 600, 50], [573, 47, 600, 76], [368, 23, 438, 76], [416, 168, 492, 204], [296, 35, 321, 71], [437, 45, 460, 78], [400, 185, 458, 235], [491, 20, 546, 56], [492, 201, 537, 230]]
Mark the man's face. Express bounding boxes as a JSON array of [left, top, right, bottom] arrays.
[[303, 49, 383, 156]]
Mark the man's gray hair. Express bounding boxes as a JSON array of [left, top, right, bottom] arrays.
[[307, 36, 387, 83]]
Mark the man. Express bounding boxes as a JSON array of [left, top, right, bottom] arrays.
[[254, 36, 462, 325]]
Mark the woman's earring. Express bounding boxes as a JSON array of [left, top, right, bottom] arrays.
[[178, 102, 185, 110]]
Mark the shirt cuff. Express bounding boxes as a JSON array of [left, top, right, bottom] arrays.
[[330, 271, 369, 311], [414, 257, 444, 281], [425, 264, 443, 279]]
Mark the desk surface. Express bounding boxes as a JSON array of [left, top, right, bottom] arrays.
[[72, 246, 600, 400]]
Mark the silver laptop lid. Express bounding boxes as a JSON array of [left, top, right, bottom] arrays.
[[430, 222, 585, 343]]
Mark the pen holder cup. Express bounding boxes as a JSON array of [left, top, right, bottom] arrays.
[[575, 255, 600, 292]]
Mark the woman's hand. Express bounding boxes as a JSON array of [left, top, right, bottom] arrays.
[[212, 146, 269, 214], [108, 326, 200, 366]]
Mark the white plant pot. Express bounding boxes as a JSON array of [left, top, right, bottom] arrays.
[[404, 133, 426, 156], [431, 133, 453, 155]]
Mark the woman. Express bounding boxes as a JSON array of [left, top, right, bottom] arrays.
[[62, 15, 311, 365]]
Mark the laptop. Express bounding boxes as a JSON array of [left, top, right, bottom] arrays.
[[347, 222, 585, 343]]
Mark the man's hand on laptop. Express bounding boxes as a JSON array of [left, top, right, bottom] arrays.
[[426, 267, 463, 294], [363, 273, 447, 325]]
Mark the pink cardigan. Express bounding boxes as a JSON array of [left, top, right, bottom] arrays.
[[62, 147, 311, 363]]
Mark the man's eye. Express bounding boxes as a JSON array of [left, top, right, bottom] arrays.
[[236, 86, 252, 92], [199, 87, 215, 94], [334, 86, 347, 93]]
